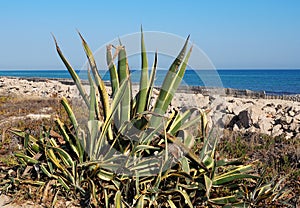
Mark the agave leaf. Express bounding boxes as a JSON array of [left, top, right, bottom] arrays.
[[88, 69, 98, 121], [146, 50, 158, 109], [209, 195, 240, 205], [46, 148, 64, 170], [55, 118, 80, 160], [78, 32, 113, 142], [115, 190, 123, 208], [97, 169, 114, 181], [136, 26, 149, 113], [151, 38, 192, 127], [78, 33, 110, 119], [166, 133, 207, 171], [199, 132, 219, 163], [176, 130, 194, 149], [57, 177, 70, 191], [224, 202, 250, 208], [95, 79, 129, 157], [14, 152, 39, 164], [87, 120, 102, 159], [180, 157, 190, 174], [204, 174, 212, 198], [160, 45, 193, 114], [213, 173, 258, 186], [167, 199, 177, 208], [106, 44, 119, 96], [61, 97, 79, 132], [216, 158, 243, 167], [135, 171, 140, 196], [117, 47, 131, 124], [40, 164, 58, 179], [134, 145, 160, 152], [9, 129, 38, 143], [178, 109, 208, 138], [51, 146, 75, 168], [51, 190, 60, 207], [215, 165, 253, 178], [135, 195, 145, 208], [52, 35, 90, 108], [176, 189, 193, 208], [170, 108, 201, 134], [130, 158, 160, 171], [104, 189, 109, 208], [60, 98, 84, 162]]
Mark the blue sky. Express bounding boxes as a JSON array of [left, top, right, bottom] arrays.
[[0, 0, 299, 69]]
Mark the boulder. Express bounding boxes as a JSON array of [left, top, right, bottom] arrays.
[[232, 103, 253, 115], [248, 106, 264, 124], [237, 110, 252, 128], [222, 114, 236, 128], [258, 117, 273, 135]]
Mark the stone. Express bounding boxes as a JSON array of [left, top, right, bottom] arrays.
[[226, 115, 239, 129], [282, 125, 289, 130], [262, 106, 276, 116], [258, 117, 273, 135], [226, 103, 235, 114], [280, 116, 293, 125], [289, 122, 299, 132], [288, 110, 295, 117], [233, 124, 239, 131], [222, 114, 236, 127], [272, 124, 283, 137], [248, 106, 264, 124], [232, 103, 253, 115], [285, 132, 294, 140], [237, 110, 252, 128], [294, 113, 300, 121]]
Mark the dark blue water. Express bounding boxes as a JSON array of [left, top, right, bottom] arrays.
[[0, 69, 299, 95]]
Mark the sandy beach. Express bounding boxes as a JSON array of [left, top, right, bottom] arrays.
[[1, 76, 299, 140]]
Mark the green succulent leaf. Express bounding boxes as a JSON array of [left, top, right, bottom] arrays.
[[136, 26, 149, 113], [52, 35, 90, 108]]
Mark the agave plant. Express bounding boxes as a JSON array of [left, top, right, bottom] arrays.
[[4, 28, 282, 207]]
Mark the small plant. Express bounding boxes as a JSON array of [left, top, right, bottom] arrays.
[[3, 29, 289, 207]]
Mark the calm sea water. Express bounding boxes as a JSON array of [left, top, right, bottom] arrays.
[[0, 69, 299, 95]]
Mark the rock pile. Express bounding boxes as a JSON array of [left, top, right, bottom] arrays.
[[1, 76, 299, 139], [217, 97, 300, 139], [0, 77, 78, 98]]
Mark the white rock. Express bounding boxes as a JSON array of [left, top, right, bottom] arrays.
[[272, 124, 283, 137], [285, 132, 294, 140], [233, 124, 239, 131], [222, 114, 236, 127], [258, 117, 273, 135], [288, 110, 295, 117], [263, 106, 276, 115]]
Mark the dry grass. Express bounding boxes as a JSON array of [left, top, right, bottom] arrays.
[[218, 130, 300, 206]]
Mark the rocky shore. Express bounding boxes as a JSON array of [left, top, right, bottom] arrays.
[[1, 76, 299, 139]]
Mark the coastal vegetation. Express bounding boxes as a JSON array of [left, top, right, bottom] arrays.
[[0, 30, 298, 207]]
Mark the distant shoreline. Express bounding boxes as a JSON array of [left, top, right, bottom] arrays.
[[1, 76, 300, 102], [1, 69, 300, 95]]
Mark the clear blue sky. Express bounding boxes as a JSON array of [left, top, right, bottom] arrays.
[[0, 0, 299, 69]]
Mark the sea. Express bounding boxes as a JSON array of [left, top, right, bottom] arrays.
[[0, 69, 299, 95]]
